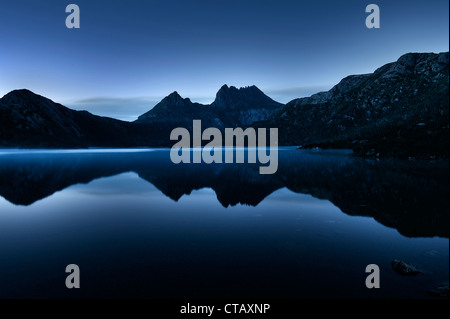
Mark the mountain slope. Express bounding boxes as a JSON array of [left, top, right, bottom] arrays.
[[264, 52, 449, 158], [0, 89, 153, 147], [136, 91, 222, 129]]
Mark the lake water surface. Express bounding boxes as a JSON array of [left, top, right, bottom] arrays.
[[0, 148, 448, 298]]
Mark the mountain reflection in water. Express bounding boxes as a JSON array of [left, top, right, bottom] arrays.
[[0, 148, 448, 238]]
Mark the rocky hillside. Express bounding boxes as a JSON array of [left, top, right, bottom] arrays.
[[264, 52, 449, 158]]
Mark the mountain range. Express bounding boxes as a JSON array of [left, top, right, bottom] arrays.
[[0, 52, 448, 158], [0, 84, 283, 148]]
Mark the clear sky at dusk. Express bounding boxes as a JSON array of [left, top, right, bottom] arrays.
[[0, 0, 448, 121]]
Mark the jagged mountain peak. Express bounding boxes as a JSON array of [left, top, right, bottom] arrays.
[[162, 91, 192, 106], [216, 84, 262, 95], [212, 84, 283, 110]]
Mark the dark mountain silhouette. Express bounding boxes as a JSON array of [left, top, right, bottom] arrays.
[[136, 91, 221, 129], [260, 52, 449, 158], [136, 85, 284, 128], [210, 85, 283, 126], [0, 89, 164, 148], [0, 150, 447, 238]]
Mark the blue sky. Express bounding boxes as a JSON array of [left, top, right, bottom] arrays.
[[0, 0, 448, 121]]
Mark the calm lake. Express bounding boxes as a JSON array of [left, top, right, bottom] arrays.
[[0, 148, 448, 298]]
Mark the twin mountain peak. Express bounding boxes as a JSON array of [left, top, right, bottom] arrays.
[[136, 84, 283, 125]]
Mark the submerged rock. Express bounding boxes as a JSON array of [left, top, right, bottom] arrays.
[[391, 260, 421, 276], [428, 282, 449, 297]]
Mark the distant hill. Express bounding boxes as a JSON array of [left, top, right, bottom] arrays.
[[261, 52, 449, 158], [0, 89, 157, 148]]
